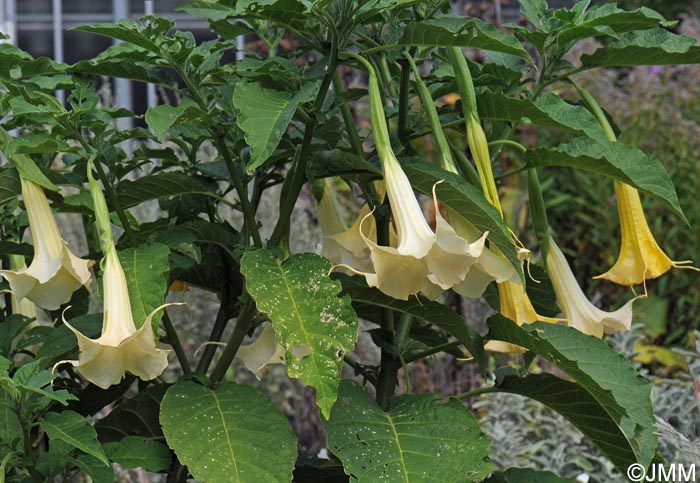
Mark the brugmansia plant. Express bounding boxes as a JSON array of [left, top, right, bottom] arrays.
[[0, 0, 698, 481]]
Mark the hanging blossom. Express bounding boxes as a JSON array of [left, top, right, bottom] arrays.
[[0, 178, 92, 310], [405, 50, 517, 299], [595, 181, 698, 285], [337, 56, 486, 300], [548, 236, 639, 338], [59, 160, 174, 389], [315, 178, 373, 273]]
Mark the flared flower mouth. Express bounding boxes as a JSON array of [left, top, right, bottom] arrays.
[[547, 236, 640, 338], [596, 182, 698, 285], [0, 178, 92, 310], [338, 178, 486, 300], [61, 245, 176, 389]]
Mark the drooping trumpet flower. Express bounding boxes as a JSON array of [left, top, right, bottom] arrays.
[[547, 237, 638, 337], [339, 54, 486, 300], [315, 178, 373, 273], [0, 178, 92, 310], [64, 244, 171, 388], [235, 322, 286, 379], [595, 181, 698, 286], [573, 85, 698, 285], [60, 159, 172, 389]]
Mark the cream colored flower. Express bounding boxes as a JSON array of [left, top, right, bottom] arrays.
[[0, 178, 92, 310], [596, 181, 698, 286], [351, 174, 486, 300], [63, 244, 172, 389], [315, 179, 372, 272], [235, 323, 286, 379], [547, 236, 639, 338]]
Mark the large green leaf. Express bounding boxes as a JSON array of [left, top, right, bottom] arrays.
[[103, 436, 171, 472], [324, 380, 496, 482], [0, 166, 20, 205], [338, 275, 486, 372], [485, 467, 576, 483], [117, 243, 170, 331], [0, 388, 21, 445], [399, 15, 530, 61], [241, 250, 358, 418], [476, 92, 606, 141], [401, 158, 522, 280], [234, 81, 319, 172], [524, 137, 686, 222], [554, 5, 671, 52], [160, 381, 297, 483], [486, 315, 657, 471], [116, 172, 214, 209], [582, 28, 700, 67], [73, 19, 173, 55], [41, 411, 109, 466], [69, 44, 172, 87], [493, 372, 638, 472]]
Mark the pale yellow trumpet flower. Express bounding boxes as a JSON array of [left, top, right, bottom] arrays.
[[547, 237, 639, 337], [63, 244, 173, 389], [0, 178, 92, 310]]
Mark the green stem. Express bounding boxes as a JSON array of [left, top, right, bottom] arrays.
[[488, 139, 527, 153], [573, 82, 617, 142], [404, 52, 455, 171], [161, 311, 192, 375], [446, 138, 482, 187], [93, 157, 136, 245], [212, 135, 262, 247], [378, 54, 398, 98], [527, 167, 551, 259], [404, 340, 461, 363], [455, 386, 498, 400], [332, 70, 365, 157], [196, 290, 232, 374], [208, 298, 257, 388], [269, 48, 339, 246], [397, 58, 411, 149], [0, 451, 14, 483]]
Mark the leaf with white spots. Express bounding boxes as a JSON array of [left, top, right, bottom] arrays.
[[241, 250, 358, 418], [160, 381, 297, 483], [324, 381, 496, 482]]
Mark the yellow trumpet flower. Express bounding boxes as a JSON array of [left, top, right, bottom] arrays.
[[0, 178, 92, 310], [548, 237, 639, 337], [63, 244, 173, 389], [596, 181, 697, 285]]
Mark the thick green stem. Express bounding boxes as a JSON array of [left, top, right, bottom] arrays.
[[161, 311, 192, 375], [208, 299, 257, 388], [269, 49, 339, 246], [212, 135, 262, 247], [196, 291, 232, 374], [333, 70, 365, 157]]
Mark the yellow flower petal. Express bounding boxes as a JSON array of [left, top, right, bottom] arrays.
[[596, 182, 698, 285]]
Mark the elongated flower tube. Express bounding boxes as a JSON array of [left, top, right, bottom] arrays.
[[574, 85, 698, 285], [340, 54, 486, 300], [0, 178, 92, 310], [235, 323, 286, 379], [595, 181, 697, 285], [547, 237, 638, 337], [61, 159, 172, 389]]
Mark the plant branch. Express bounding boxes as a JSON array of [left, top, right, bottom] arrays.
[[332, 70, 365, 157], [208, 298, 257, 388], [161, 311, 192, 375]]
